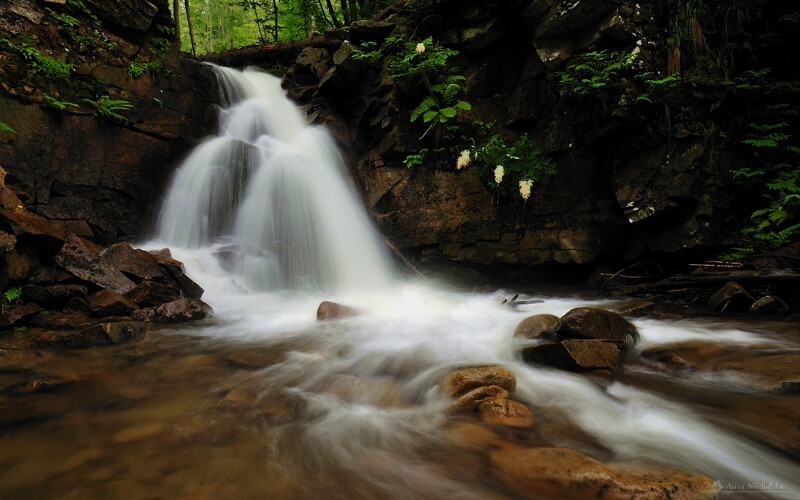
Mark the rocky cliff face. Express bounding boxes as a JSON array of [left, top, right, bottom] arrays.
[[248, 0, 796, 273], [1, 0, 797, 279], [0, 0, 217, 243]]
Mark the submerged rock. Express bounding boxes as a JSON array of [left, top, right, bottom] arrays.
[[490, 446, 717, 500], [439, 366, 516, 398], [477, 397, 534, 428], [452, 385, 510, 411]]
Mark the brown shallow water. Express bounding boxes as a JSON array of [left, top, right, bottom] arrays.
[[0, 308, 798, 499]]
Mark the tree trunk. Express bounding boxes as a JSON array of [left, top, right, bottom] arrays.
[[348, 0, 358, 23], [272, 0, 279, 43], [324, 0, 341, 27], [316, 0, 334, 28], [172, 0, 181, 45], [184, 0, 197, 56], [204, 0, 212, 54], [340, 0, 351, 24], [250, 1, 267, 44]]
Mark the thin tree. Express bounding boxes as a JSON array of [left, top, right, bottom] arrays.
[[173, 0, 181, 45], [184, 0, 197, 55], [272, 0, 279, 42], [324, 0, 341, 27], [339, 0, 350, 24]]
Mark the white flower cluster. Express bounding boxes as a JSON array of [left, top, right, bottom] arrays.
[[456, 150, 471, 169], [519, 179, 533, 200], [494, 165, 504, 184], [415, 43, 426, 54]]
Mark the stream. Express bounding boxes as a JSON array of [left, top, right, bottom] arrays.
[[1, 65, 797, 499]]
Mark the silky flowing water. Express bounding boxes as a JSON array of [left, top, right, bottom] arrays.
[[1, 67, 798, 499]]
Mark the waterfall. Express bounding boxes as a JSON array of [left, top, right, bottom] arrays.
[[153, 65, 394, 292]]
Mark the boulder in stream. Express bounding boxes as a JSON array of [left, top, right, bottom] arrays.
[[513, 314, 562, 341], [559, 307, 639, 346], [316, 301, 359, 320], [440, 366, 517, 398], [521, 339, 622, 372]]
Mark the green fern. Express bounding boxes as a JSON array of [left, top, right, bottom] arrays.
[[42, 94, 78, 111], [0, 121, 15, 134], [83, 95, 134, 120]]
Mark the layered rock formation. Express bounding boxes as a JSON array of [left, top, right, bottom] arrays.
[[0, 0, 217, 243]]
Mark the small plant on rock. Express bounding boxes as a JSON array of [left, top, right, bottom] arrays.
[[83, 95, 134, 121]]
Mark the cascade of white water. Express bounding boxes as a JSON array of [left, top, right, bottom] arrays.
[[153, 65, 394, 291]]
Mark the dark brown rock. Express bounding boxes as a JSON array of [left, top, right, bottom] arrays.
[[34, 321, 147, 348], [21, 284, 88, 307], [513, 314, 562, 340], [316, 301, 359, 320], [295, 47, 330, 80], [0, 230, 15, 255], [88, 289, 139, 317], [452, 385, 509, 411], [55, 234, 136, 294], [522, 339, 621, 372], [748, 295, 788, 315], [440, 366, 516, 399], [124, 280, 182, 307], [477, 397, 534, 428], [559, 307, 639, 345], [152, 254, 204, 299], [0, 304, 40, 330], [490, 446, 717, 500], [30, 310, 93, 329], [150, 297, 211, 322], [707, 281, 754, 312], [100, 243, 167, 281]]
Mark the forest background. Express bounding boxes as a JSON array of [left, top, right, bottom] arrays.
[[172, 0, 391, 55]]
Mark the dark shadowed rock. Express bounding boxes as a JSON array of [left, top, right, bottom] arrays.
[[440, 366, 516, 398], [151, 253, 204, 298], [513, 314, 562, 340], [316, 301, 359, 320], [560, 307, 639, 345], [34, 321, 147, 348], [0, 230, 15, 255], [30, 310, 93, 330], [100, 243, 167, 281], [21, 284, 87, 308], [478, 397, 534, 428], [0, 304, 40, 331], [88, 289, 139, 317], [707, 281, 754, 312], [55, 234, 136, 294], [296, 47, 330, 80], [522, 339, 621, 372], [452, 385, 509, 411], [124, 280, 183, 307], [748, 295, 788, 315], [490, 446, 717, 500]]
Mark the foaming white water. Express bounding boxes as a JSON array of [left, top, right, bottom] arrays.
[[153, 65, 393, 291], [146, 65, 797, 496]]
